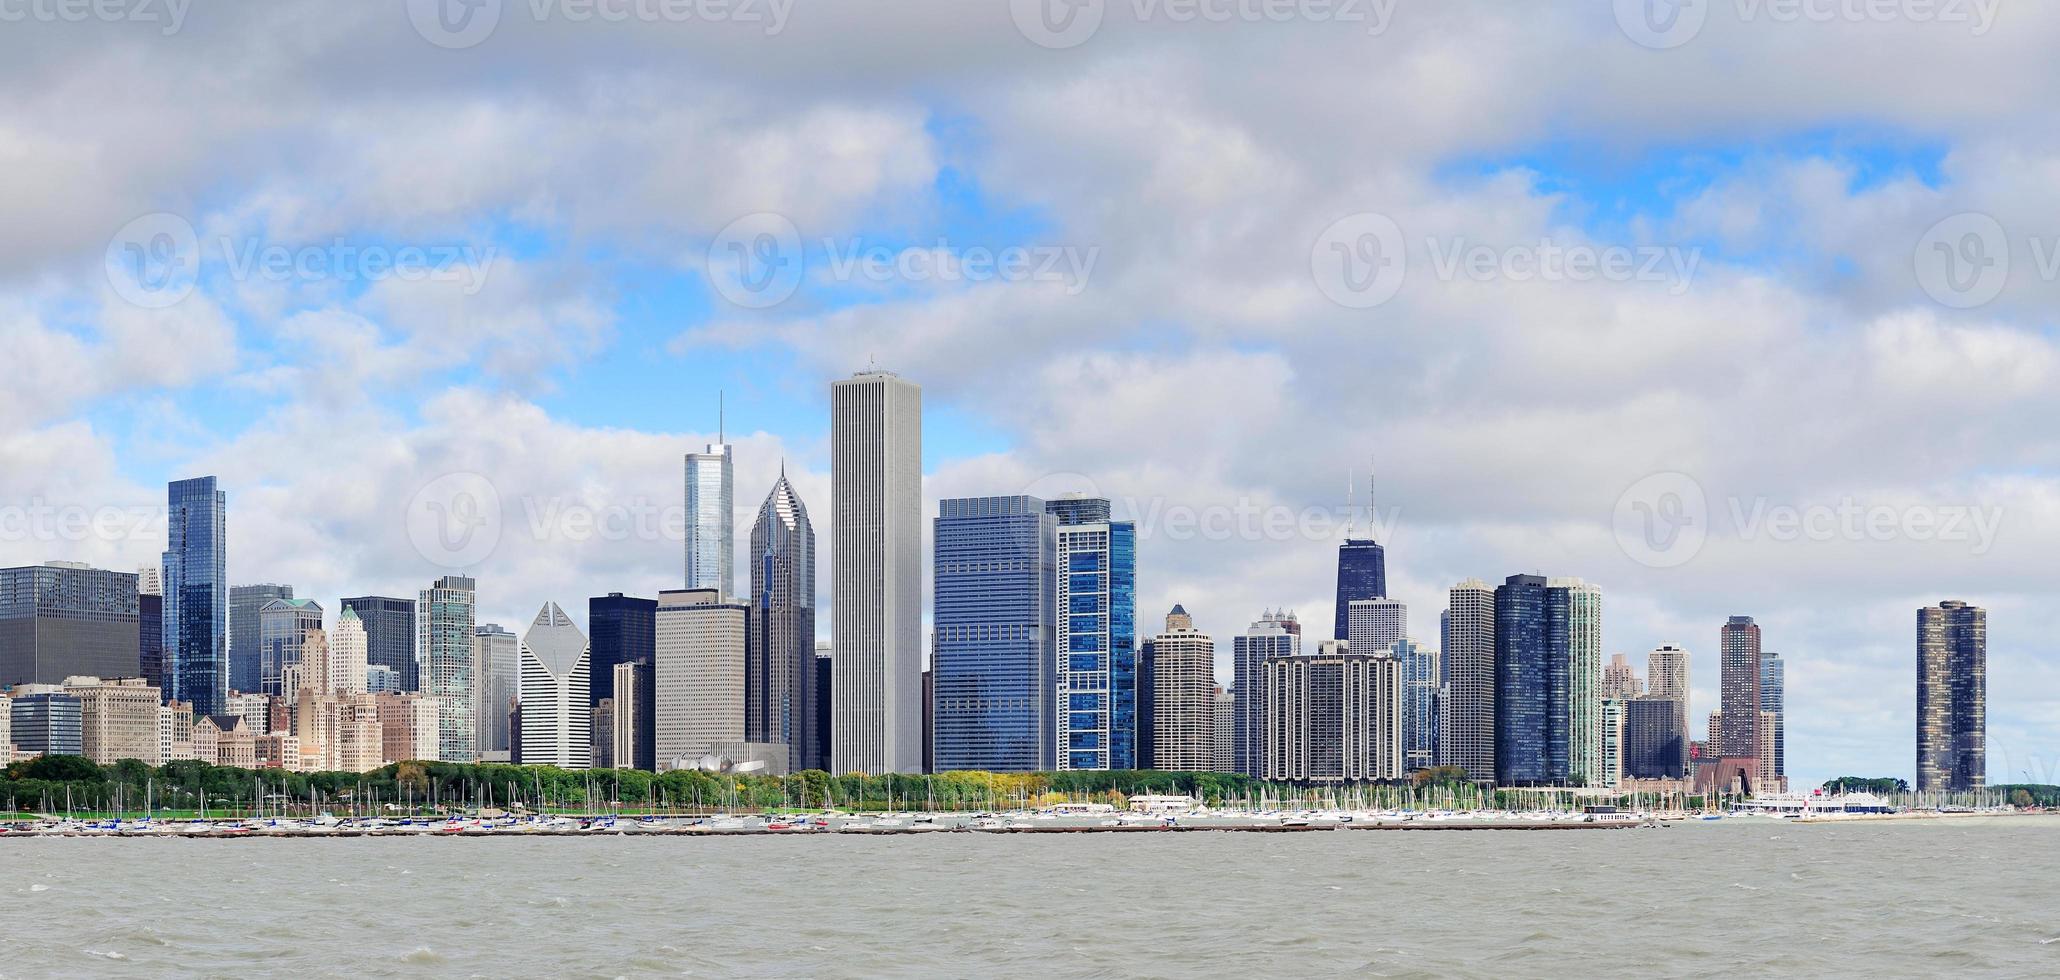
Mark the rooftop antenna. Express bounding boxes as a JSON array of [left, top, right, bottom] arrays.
[[1366, 454, 1376, 542], [1346, 469, 1356, 538], [718, 390, 725, 444]]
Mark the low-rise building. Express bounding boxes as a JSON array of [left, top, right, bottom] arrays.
[[64, 675, 163, 765]]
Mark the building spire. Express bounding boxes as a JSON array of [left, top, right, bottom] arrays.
[[719, 390, 725, 444]]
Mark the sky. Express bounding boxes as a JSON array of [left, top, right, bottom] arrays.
[[1, 0, 2054, 789]]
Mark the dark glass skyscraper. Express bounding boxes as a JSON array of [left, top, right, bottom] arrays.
[[588, 592, 657, 706], [1494, 575, 1550, 785], [1332, 539, 1387, 640], [1760, 651, 1785, 779], [138, 591, 163, 696], [932, 495, 1055, 772], [0, 563, 141, 687], [230, 584, 292, 694], [1917, 600, 1985, 794], [340, 596, 416, 692], [748, 469, 818, 770], [163, 476, 227, 716]]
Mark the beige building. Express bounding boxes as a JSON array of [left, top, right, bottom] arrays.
[[1259, 640, 1403, 783], [371, 692, 440, 765], [1145, 605, 1216, 772], [655, 588, 746, 770], [160, 701, 196, 762], [64, 676, 163, 765]]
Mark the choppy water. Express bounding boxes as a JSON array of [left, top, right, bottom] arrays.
[[3, 817, 2057, 977]]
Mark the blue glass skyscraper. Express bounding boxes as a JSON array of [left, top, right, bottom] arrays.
[[1760, 651, 1785, 779], [163, 476, 227, 716], [1333, 539, 1387, 640], [1051, 496, 1137, 771], [1494, 574, 1550, 785], [588, 592, 657, 705], [931, 496, 1056, 772]]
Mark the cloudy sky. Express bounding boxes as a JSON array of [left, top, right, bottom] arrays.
[[2, 0, 2053, 787]]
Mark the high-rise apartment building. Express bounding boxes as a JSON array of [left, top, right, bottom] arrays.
[[472, 623, 519, 760], [1260, 639, 1403, 782], [1647, 643, 1690, 773], [655, 588, 748, 769], [1212, 686, 1235, 772], [340, 596, 417, 692], [1603, 653, 1643, 701], [164, 476, 227, 716], [1395, 637, 1440, 773], [1493, 575, 1601, 786], [1916, 600, 1986, 794], [1558, 579, 1603, 787], [419, 575, 477, 762], [830, 370, 923, 775], [0, 563, 141, 688], [516, 603, 591, 769], [1231, 610, 1300, 776], [747, 468, 818, 771], [683, 413, 734, 596], [1443, 579, 1496, 781], [932, 495, 1056, 772], [1623, 696, 1688, 779], [1051, 496, 1137, 772], [1599, 698, 1626, 789], [229, 584, 291, 695], [1143, 605, 1215, 772]]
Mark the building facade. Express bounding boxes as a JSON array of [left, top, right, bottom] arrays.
[[473, 623, 519, 760], [1760, 651, 1785, 780], [1260, 640, 1403, 782], [747, 469, 819, 771], [340, 596, 417, 693], [1231, 610, 1300, 776], [0, 563, 141, 688], [588, 592, 656, 709], [654, 588, 747, 769], [1443, 579, 1496, 781], [1051, 497, 1137, 772], [1395, 638, 1440, 773], [229, 583, 292, 695], [258, 598, 323, 698], [1916, 600, 1986, 795], [65, 676, 163, 765], [611, 660, 654, 771], [684, 426, 734, 597], [516, 603, 591, 769], [1345, 598, 1406, 656], [1332, 538, 1387, 640], [1623, 695, 1688, 779], [10, 689, 84, 756], [1718, 616, 1762, 764], [1143, 605, 1215, 772], [931, 495, 1056, 772], [419, 575, 477, 762], [163, 476, 228, 716], [830, 370, 923, 775]]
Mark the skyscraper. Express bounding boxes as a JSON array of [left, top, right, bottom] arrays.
[[1143, 604, 1215, 772], [747, 467, 818, 771], [1395, 637, 1440, 773], [327, 607, 369, 695], [473, 623, 519, 760], [1718, 616, 1762, 767], [419, 575, 477, 762], [611, 660, 655, 771], [0, 563, 141, 688], [517, 602, 591, 769], [1602, 653, 1643, 701], [230, 584, 292, 695], [1760, 651, 1785, 780], [1345, 597, 1406, 654], [1443, 579, 1496, 781], [164, 476, 227, 716], [1492, 575, 1601, 786], [258, 598, 322, 698], [1917, 600, 1986, 795], [1212, 686, 1235, 772], [1051, 496, 1137, 772], [1260, 639, 1403, 782], [340, 596, 417, 692], [684, 406, 734, 597], [1623, 696, 1688, 779], [1647, 643, 1690, 774], [932, 495, 1056, 772], [831, 369, 923, 775], [654, 588, 748, 769], [1332, 539, 1387, 640], [138, 590, 163, 697], [1231, 610, 1300, 776], [588, 593, 656, 708]]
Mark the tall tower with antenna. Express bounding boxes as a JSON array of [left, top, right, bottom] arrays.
[[684, 392, 735, 597], [1332, 458, 1388, 641]]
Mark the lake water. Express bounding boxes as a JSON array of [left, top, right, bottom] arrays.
[[4, 818, 2056, 977]]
